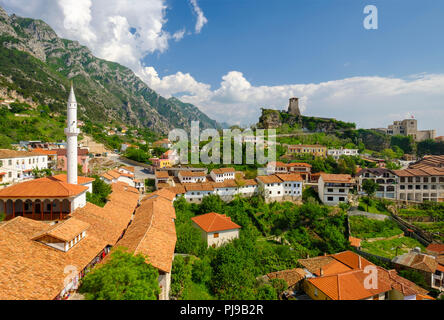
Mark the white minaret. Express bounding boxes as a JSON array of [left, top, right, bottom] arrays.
[[64, 83, 80, 185]]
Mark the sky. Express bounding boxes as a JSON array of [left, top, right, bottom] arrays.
[[1, 0, 444, 134]]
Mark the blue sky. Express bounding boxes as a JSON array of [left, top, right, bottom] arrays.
[[155, 0, 444, 87], [1, 0, 444, 134]]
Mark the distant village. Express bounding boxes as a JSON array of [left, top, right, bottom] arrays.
[[0, 92, 443, 301]]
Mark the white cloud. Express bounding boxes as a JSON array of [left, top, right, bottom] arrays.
[[142, 70, 444, 134], [0, 0, 179, 72], [190, 0, 208, 34], [1, 1, 442, 135]]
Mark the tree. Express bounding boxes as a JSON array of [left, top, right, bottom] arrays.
[[171, 255, 193, 299], [175, 223, 207, 256], [362, 179, 379, 211], [192, 256, 212, 285], [199, 195, 224, 215], [79, 248, 160, 300], [86, 176, 112, 207]]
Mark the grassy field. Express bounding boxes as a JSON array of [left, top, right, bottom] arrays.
[[361, 236, 425, 259], [412, 221, 444, 242], [357, 198, 391, 215], [183, 282, 215, 300], [349, 216, 403, 240]]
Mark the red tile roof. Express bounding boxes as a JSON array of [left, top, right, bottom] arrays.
[[426, 243, 444, 255], [320, 173, 354, 183], [0, 177, 88, 199], [52, 174, 94, 185], [117, 197, 176, 273], [192, 212, 241, 233]]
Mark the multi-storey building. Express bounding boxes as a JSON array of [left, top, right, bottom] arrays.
[[0, 149, 48, 185], [287, 144, 327, 157], [376, 118, 436, 142], [266, 161, 312, 181], [357, 168, 397, 199], [210, 168, 235, 183], [327, 148, 359, 160], [392, 167, 444, 202], [178, 171, 207, 183], [318, 173, 354, 205]]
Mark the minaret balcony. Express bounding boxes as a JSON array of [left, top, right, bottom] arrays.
[[64, 128, 80, 135]]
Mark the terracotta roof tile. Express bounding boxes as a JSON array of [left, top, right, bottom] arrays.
[[267, 268, 306, 287], [191, 212, 241, 233], [52, 174, 94, 185], [117, 197, 176, 273], [426, 243, 444, 255], [320, 173, 354, 183], [155, 171, 170, 179], [0, 149, 45, 159], [212, 168, 235, 174], [275, 173, 304, 182], [33, 218, 90, 242], [0, 177, 88, 199], [256, 175, 283, 184]]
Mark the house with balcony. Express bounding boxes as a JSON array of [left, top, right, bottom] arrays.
[[210, 168, 235, 183], [357, 168, 397, 199], [318, 173, 354, 205], [287, 144, 327, 158], [178, 171, 207, 184], [392, 167, 444, 202], [327, 147, 359, 160], [0, 149, 49, 185]]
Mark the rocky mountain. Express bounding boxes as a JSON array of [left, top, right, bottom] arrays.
[[0, 6, 219, 134]]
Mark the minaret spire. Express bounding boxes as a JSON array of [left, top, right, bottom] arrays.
[[64, 82, 79, 185]]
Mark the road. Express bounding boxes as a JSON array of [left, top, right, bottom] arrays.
[[107, 153, 155, 181]]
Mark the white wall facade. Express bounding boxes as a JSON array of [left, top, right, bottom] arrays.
[[0, 155, 48, 185], [71, 192, 87, 211], [193, 223, 240, 248], [327, 148, 359, 160], [318, 176, 352, 206]]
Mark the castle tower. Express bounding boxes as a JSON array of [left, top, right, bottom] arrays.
[[288, 97, 301, 116], [64, 84, 80, 185]]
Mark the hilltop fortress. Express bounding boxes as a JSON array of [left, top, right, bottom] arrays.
[[258, 98, 356, 133]]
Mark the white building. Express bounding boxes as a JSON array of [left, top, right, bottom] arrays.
[[178, 171, 207, 184], [210, 168, 236, 183], [0, 150, 48, 185], [357, 168, 397, 199], [0, 86, 91, 221], [391, 168, 444, 203], [192, 212, 241, 248], [327, 148, 359, 160], [318, 173, 354, 206], [183, 183, 214, 203], [101, 169, 136, 188], [256, 174, 304, 203]]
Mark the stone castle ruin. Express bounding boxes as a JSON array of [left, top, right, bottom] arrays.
[[288, 97, 301, 116]]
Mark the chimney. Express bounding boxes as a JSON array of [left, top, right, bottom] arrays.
[[320, 268, 324, 276], [358, 256, 362, 269]]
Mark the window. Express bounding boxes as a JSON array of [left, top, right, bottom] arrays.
[[328, 188, 334, 193], [214, 233, 219, 238], [339, 189, 345, 193], [327, 197, 334, 201], [339, 197, 345, 202]]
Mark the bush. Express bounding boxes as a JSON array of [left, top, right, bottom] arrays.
[[79, 248, 160, 300], [192, 257, 212, 285]]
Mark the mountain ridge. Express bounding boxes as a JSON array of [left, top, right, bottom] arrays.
[[0, 6, 219, 134]]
